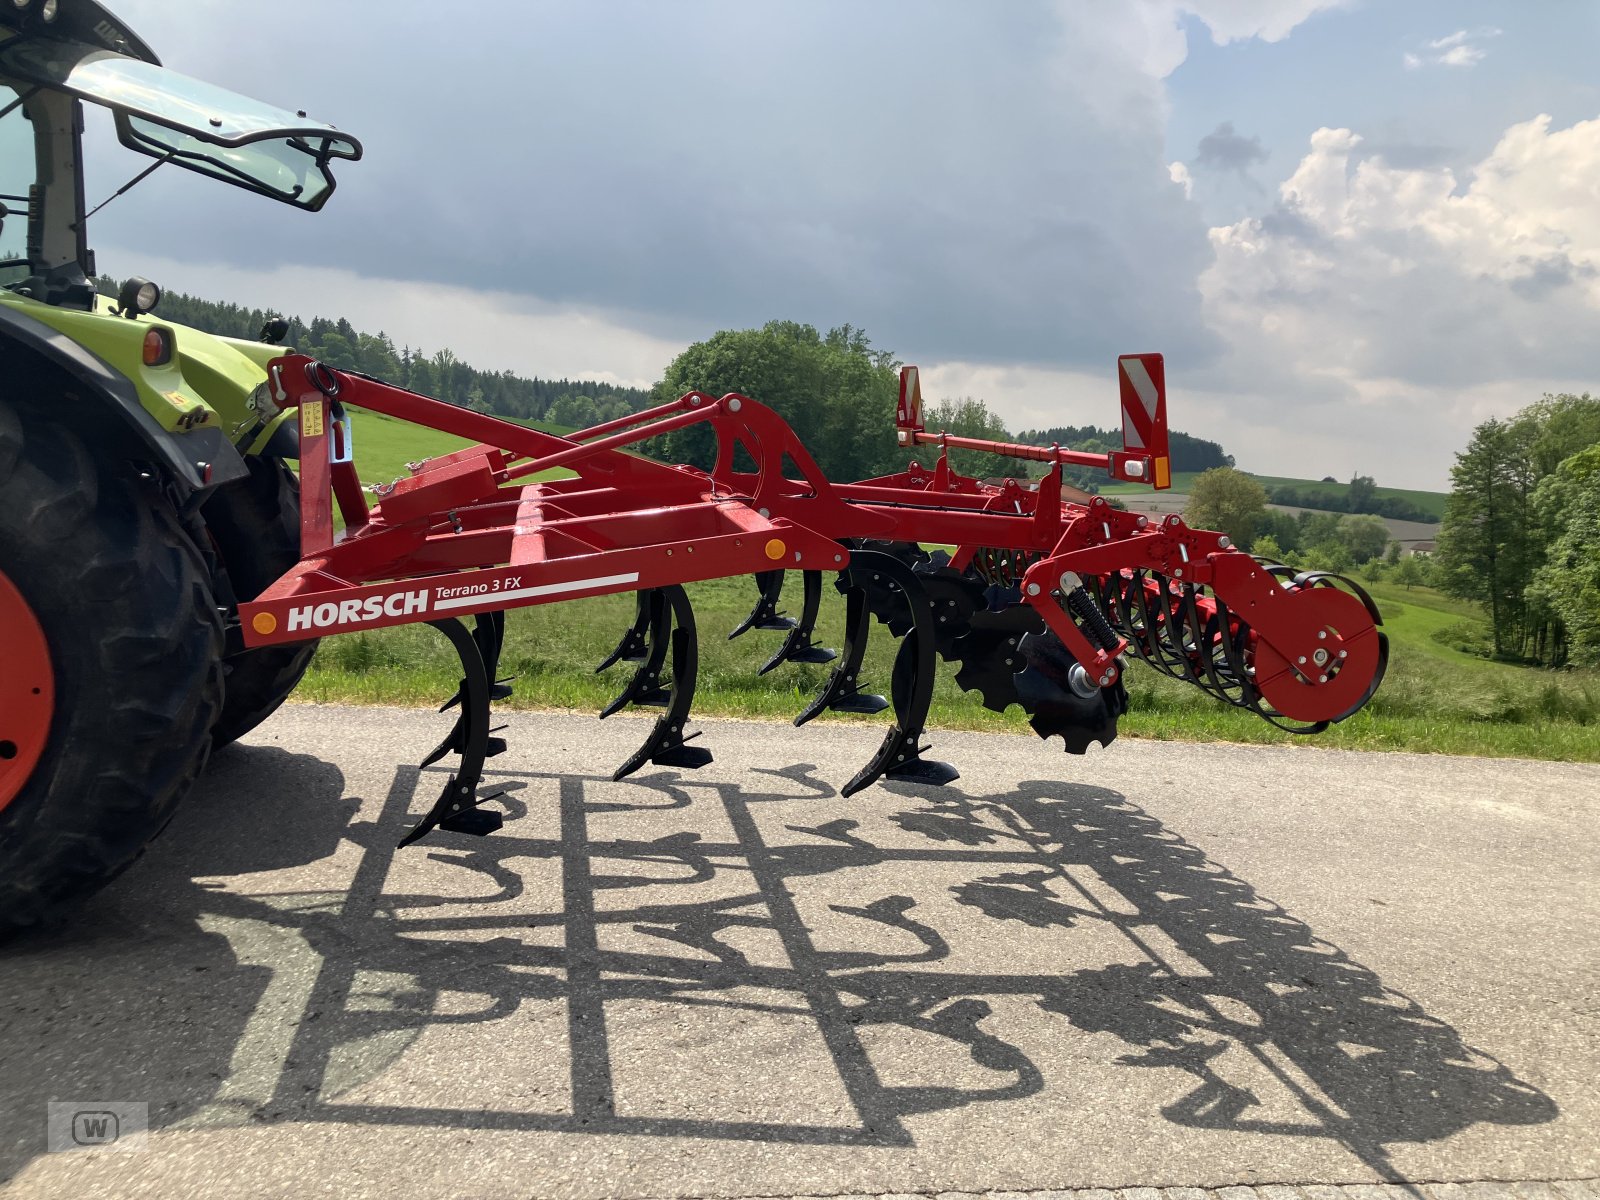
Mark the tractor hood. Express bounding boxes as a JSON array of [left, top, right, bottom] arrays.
[[0, 24, 360, 210]]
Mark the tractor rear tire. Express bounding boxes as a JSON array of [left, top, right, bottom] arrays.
[[0, 399, 224, 939], [203, 455, 316, 746]]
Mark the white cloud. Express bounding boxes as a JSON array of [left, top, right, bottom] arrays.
[[1099, 0, 1347, 79], [1192, 113, 1600, 486], [1405, 26, 1501, 69], [1169, 161, 1195, 199]]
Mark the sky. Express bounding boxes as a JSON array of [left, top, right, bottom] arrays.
[[86, 1, 1600, 490]]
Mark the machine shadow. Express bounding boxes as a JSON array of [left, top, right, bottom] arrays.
[[0, 749, 1558, 1184]]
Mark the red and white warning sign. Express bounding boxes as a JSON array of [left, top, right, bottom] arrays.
[[1117, 353, 1171, 488]]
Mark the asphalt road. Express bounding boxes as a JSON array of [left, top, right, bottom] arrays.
[[2, 706, 1596, 1199]]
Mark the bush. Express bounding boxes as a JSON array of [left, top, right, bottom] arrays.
[[1431, 620, 1495, 659]]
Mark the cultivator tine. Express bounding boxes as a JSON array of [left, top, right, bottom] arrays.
[[439, 610, 514, 712], [399, 618, 506, 847], [728, 570, 795, 639], [613, 584, 714, 780], [836, 551, 957, 796], [794, 584, 888, 725], [423, 613, 512, 765], [758, 570, 837, 674], [595, 590, 652, 673], [600, 589, 672, 717]]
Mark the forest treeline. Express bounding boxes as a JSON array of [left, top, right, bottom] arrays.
[[101, 281, 652, 427], [1263, 480, 1437, 524]]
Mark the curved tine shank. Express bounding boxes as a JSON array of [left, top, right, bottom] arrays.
[[839, 551, 958, 797], [474, 610, 514, 701], [400, 618, 502, 847], [759, 569, 837, 674], [595, 589, 652, 673], [600, 589, 671, 718], [613, 584, 714, 780], [794, 583, 886, 725], [728, 570, 793, 640]]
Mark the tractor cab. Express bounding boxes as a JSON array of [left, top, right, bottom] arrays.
[[0, 0, 360, 309]]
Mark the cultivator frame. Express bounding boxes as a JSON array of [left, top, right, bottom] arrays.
[[239, 353, 1387, 846]]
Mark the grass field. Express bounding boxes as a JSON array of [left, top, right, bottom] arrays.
[[348, 410, 578, 485], [295, 572, 1599, 763]]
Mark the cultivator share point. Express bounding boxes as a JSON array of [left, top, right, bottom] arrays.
[[239, 354, 1389, 846]]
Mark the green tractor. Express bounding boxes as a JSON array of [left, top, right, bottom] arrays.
[[0, 0, 360, 934]]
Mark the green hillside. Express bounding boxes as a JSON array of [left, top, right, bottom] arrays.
[[1099, 470, 1446, 518]]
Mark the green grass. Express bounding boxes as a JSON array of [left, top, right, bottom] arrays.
[[348, 410, 577, 486], [296, 573, 1600, 763]]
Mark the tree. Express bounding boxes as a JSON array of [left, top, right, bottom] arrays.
[[1348, 473, 1376, 513], [547, 394, 599, 429], [649, 321, 900, 482], [1393, 555, 1424, 589], [1525, 445, 1600, 666], [1184, 467, 1268, 548], [1252, 534, 1285, 562], [1436, 417, 1538, 657], [1254, 508, 1301, 553], [1335, 514, 1391, 564], [921, 397, 1016, 478]]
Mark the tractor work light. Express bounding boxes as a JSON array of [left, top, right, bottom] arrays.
[[39, 0, 55, 19], [116, 276, 160, 317]]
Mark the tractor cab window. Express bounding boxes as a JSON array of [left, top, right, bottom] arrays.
[[0, 38, 360, 211], [0, 84, 35, 276]]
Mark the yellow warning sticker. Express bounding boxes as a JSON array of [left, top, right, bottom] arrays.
[[300, 403, 324, 439]]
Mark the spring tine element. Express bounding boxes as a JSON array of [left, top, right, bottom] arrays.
[[423, 613, 510, 763], [728, 570, 795, 640], [399, 618, 505, 847], [758, 569, 837, 674], [837, 551, 958, 796], [594, 590, 652, 673], [437, 610, 514, 712], [613, 584, 714, 780], [794, 583, 888, 725], [600, 590, 672, 718]]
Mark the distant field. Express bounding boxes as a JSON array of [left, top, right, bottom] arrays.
[[1247, 473, 1447, 519], [1100, 469, 1446, 519]]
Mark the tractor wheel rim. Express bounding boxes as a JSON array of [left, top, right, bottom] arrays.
[[0, 567, 53, 814]]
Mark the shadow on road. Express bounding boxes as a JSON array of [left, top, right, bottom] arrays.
[[0, 747, 1557, 1183]]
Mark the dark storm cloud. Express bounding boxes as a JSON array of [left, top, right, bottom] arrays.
[[94, 1, 1219, 370], [1194, 121, 1268, 173]]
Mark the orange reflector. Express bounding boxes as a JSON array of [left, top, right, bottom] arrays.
[[251, 612, 277, 636], [142, 327, 172, 366], [1154, 456, 1171, 489], [764, 539, 786, 560]]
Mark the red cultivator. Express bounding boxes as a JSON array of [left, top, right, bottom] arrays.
[[239, 353, 1387, 846]]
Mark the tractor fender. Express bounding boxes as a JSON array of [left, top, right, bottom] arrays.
[[0, 303, 247, 497]]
